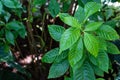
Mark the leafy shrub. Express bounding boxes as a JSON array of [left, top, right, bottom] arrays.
[[42, 1, 120, 80]]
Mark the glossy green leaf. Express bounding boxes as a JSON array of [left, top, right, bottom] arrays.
[[1, 0, 22, 8], [48, 25, 65, 41], [42, 48, 59, 63], [48, 0, 60, 17], [97, 25, 119, 40], [59, 13, 81, 28], [84, 32, 99, 57], [97, 51, 109, 72], [84, 22, 103, 31], [74, 6, 85, 23], [84, 2, 101, 19], [107, 42, 120, 54], [60, 27, 80, 53], [69, 38, 83, 67], [48, 60, 69, 79], [5, 30, 14, 45], [73, 61, 95, 80]]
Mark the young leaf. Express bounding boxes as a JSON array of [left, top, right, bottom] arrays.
[[84, 22, 103, 31], [97, 25, 119, 40], [97, 51, 109, 72], [41, 48, 59, 63], [60, 27, 80, 53], [84, 32, 99, 57], [48, 0, 60, 17], [107, 42, 120, 54], [59, 13, 81, 28], [48, 60, 69, 79], [74, 6, 85, 23], [73, 61, 95, 80], [48, 25, 65, 41], [68, 38, 83, 67], [84, 2, 101, 19], [5, 30, 14, 45]]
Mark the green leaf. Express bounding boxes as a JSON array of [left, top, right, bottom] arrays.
[[93, 65, 104, 77], [84, 32, 99, 57], [8, 61, 31, 78], [42, 48, 59, 63], [96, 78, 105, 80], [0, 47, 13, 62], [74, 6, 85, 23], [48, 60, 69, 79], [97, 25, 119, 40], [1, 0, 22, 8], [48, 25, 65, 41], [54, 50, 68, 63], [59, 13, 81, 28], [107, 42, 120, 54], [48, 0, 60, 17], [88, 54, 98, 65], [84, 2, 101, 19], [5, 30, 14, 45], [73, 61, 95, 80], [97, 51, 109, 72], [105, 8, 114, 20], [68, 38, 83, 67], [6, 21, 23, 31], [0, 1, 3, 14], [60, 27, 80, 53], [84, 22, 103, 31], [33, 0, 46, 6]]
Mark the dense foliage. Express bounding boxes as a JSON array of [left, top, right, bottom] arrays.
[[0, 0, 120, 80]]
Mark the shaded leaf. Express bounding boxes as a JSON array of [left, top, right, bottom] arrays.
[[73, 61, 95, 80], [42, 48, 59, 63], [5, 30, 14, 45], [48, 0, 60, 17], [48, 60, 69, 79], [48, 25, 65, 41], [1, 0, 22, 8], [97, 51, 109, 72], [107, 42, 120, 54]]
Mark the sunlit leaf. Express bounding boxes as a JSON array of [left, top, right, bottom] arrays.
[[60, 27, 80, 53], [84, 32, 99, 57]]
